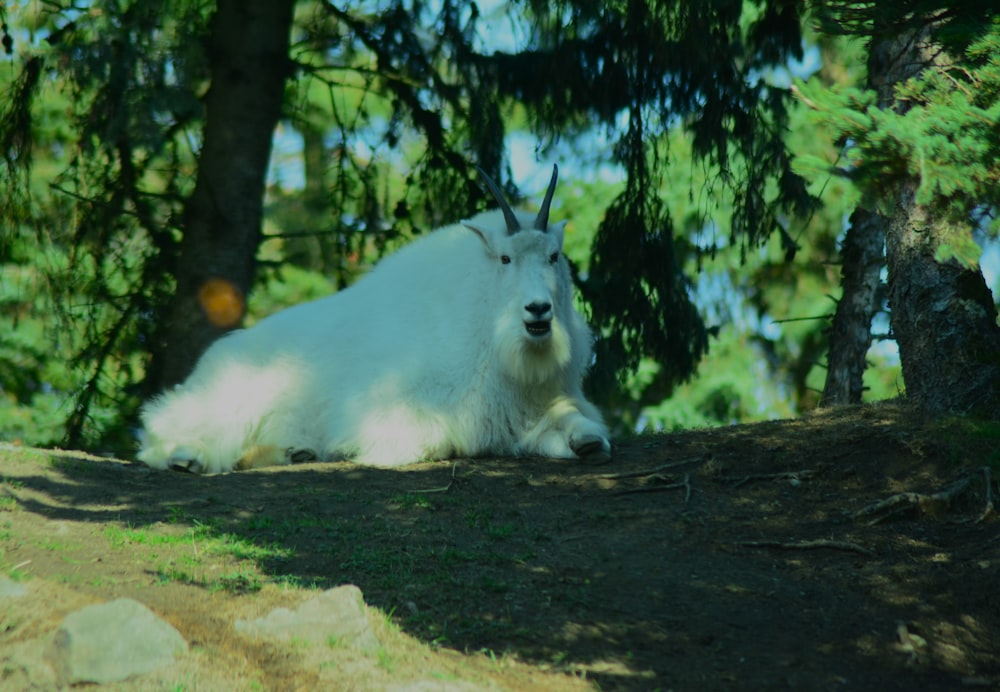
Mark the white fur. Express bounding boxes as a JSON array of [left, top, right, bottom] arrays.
[[138, 207, 611, 474]]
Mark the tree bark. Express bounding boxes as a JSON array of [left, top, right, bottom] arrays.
[[149, 0, 296, 391], [820, 208, 885, 407], [885, 183, 1000, 415]]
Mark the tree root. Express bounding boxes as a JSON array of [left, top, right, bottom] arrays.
[[851, 467, 997, 525], [976, 466, 995, 524], [615, 473, 693, 502], [723, 469, 817, 488], [738, 538, 875, 557], [411, 462, 459, 494], [598, 456, 705, 480]]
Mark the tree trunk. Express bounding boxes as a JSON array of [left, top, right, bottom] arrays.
[[885, 183, 1000, 415], [820, 208, 885, 407], [149, 0, 296, 391], [873, 32, 1000, 416]]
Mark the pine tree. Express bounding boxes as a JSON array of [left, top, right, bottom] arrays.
[[151, 0, 296, 389], [800, 2, 1000, 416]]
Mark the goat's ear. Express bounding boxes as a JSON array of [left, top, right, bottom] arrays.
[[548, 220, 567, 248], [464, 222, 494, 252]]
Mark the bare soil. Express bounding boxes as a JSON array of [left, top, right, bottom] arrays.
[[2, 403, 1000, 690]]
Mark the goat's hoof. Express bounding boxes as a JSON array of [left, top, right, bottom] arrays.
[[169, 458, 202, 474], [570, 435, 612, 464]]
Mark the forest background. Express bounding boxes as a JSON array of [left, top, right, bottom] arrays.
[[1, 0, 998, 456]]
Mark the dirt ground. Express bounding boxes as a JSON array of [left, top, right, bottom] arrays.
[[2, 403, 1000, 690]]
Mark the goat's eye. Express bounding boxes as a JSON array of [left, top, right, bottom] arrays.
[[549, 252, 559, 264], [500, 255, 511, 265]]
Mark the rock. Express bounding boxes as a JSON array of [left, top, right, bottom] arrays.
[[45, 598, 188, 684], [0, 575, 30, 599], [236, 583, 380, 653]]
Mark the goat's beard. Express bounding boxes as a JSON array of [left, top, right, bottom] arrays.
[[494, 313, 572, 385]]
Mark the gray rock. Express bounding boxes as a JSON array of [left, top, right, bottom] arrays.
[[0, 576, 30, 599], [45, 598, 188, 684], [236, 583, 380, 653]]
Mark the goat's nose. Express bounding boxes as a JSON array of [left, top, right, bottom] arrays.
[[525, 301, 552, 318]]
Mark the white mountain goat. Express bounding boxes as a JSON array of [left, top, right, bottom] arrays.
[[137, 165, 611, 474]]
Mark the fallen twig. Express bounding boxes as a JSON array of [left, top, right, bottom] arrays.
[[616, 473, 693, 502], [976, 466, 995, 524], [851, 476, 972, 525], [411, 462, 458, 494], [738, 539, 875, 557], [725, 469, 817, 488], [598, 456, 704, 480]]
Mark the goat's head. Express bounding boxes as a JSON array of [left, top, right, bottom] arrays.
[[465, 166, 575, 383]]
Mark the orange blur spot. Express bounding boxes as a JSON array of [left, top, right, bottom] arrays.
[[198, 278, 245, 328]]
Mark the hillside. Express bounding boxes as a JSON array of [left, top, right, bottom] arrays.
[[1, 403, 999, 690]]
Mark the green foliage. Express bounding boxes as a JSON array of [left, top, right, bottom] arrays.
[[0, 0, 214, 448], [796, 9, 1000, 264], [6, 0, 949, 447], [510, 1, 818, 402]]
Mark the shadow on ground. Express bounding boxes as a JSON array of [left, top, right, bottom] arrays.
[[3, 403, 1000, 690]]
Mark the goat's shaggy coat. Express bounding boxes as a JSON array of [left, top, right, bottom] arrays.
[[138, 167, 611, 473]]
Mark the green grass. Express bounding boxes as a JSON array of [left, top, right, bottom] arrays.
[[389, 493, 434, 510], [105, 517, 291, 559], [99, 510, 299, 593], [211, 569, 264, 594], [0, 478, 22, 512]]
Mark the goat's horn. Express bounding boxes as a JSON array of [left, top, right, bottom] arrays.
[[533, 164, 558, 231], [476, 166, 521, 235]]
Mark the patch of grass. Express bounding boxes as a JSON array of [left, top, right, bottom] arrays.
[[464, 509, 487, 528], [375, 647, 395, 673], [4, 565, 31, 582], [243, 516, 274, 531], [155, 561, 272, 594], [486, 522, 517, 540], [165, 505, 193, 524], [374, 605, 424, 666], [271, 573, 326, 590], [480, 576, 510, 593], [105, 516, 291, 567], [155, 563, 199, 586], [104, 523, 179, 548], [203, 531, 291, 561], [88, 575, 119, 587], [35, 538, 77, 552], [56, 573, 84, 586], [0, 479, 22, 512], [390, 493, 434, 510], [211, 568, 264, 594]]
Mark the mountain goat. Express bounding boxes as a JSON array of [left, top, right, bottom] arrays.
[[137, 165, 611, 474]]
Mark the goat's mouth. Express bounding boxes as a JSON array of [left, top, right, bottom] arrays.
[[525, 320, 552, 337]]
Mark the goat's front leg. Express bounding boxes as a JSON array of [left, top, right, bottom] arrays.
[[524, 396, 612, 462]]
